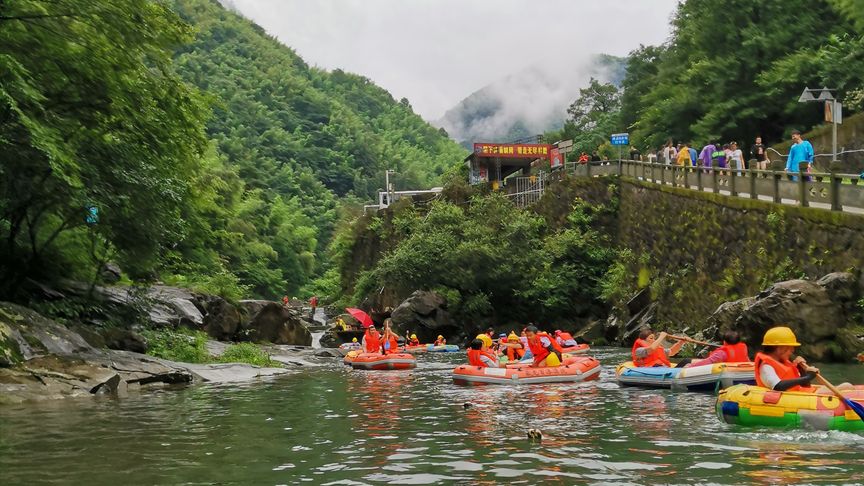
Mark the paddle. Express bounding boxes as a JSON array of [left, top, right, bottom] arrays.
[[814, 373, 864, 421], [668, 335, 720, 347]]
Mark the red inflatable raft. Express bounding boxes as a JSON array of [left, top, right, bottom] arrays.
[[343, 351, 416, 370], [403, 345, 428, 354], [452, 356, 601, 385]]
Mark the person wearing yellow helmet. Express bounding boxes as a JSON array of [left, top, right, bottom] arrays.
[[352, 337, 358, 343], [408, 333, 420, 346], [434, 335, 447, 346], [754, 326, 819, 391], [499, 332, 525, 362]]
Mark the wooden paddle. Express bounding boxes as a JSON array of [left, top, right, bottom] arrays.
[[668, 335, 720, 347], [814, 373, 864, 421]]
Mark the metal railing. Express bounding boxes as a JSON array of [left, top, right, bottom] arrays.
[[505, 171, 548, 208], [553, 160, 863, 213]]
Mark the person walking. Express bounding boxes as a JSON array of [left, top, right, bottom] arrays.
[[676, 143, 692, 166], [750, 136, 768, 171], [700, 142, 716, 171], [785, 130, 814, 181], [729, 141, 745, 175]]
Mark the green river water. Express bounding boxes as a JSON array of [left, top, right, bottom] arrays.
[[2, 347, 863, 485]]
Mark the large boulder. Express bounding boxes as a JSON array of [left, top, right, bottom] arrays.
[[201, 297, 242, 341], [390, 291, 458, 343], [238, 301, 312, 346], [706, 272, 863, 361], [102, 328, 148, 353]]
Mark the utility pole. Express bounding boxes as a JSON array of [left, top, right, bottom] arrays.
[[798, 87, 842, 166], [385, 169, 396, 208]]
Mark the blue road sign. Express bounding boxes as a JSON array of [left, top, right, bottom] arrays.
[[610, 133, 629, 146]]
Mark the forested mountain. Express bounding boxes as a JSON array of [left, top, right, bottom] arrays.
[[0, 0, 465, 300], [437, 55, 625, 146]]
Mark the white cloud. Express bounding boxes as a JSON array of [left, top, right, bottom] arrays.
[[221, 0, 679, 120]]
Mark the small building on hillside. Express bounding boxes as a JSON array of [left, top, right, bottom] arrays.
[[465, 142, 560, 188]]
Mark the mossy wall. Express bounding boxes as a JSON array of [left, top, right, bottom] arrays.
[[615, 179, 864, 328]]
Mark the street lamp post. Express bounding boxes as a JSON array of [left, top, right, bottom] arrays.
[[798, 87, 842, 165], [385, 169, 396, 207]]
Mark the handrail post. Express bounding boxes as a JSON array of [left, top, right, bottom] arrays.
[[749, 169, 757, 199], [712, 167, 719, 194], [586, 160, 592, 178], [773, 171, 781, 203], [671, 165, 677, 188], [830, 174, 841, 211], [697, 166, 703, 191], [798, 167, 808, 207], [730, 167, 737, 197], [651, 162, 656, 183]]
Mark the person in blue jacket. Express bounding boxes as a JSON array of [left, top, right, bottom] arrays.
[[786, 130, 814, 181]]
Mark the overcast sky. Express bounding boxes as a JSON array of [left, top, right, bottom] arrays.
[[222, 0, 679, 120]]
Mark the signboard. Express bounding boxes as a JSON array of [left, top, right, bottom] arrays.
[[473, 143, 552, 159], [550, 148, 563, 169], [610, 133, 629, 146], [825, 101, 843, 124]]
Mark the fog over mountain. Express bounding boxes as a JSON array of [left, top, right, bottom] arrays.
[[436, 55, 626, 146]]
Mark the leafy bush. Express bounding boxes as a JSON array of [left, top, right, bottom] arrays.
[[141, 328, 210, 364]]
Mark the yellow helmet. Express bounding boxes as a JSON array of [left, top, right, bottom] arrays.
[[352, 337, 358, 343], [508, 332, 519, 342], [762, 326, 801, 346], [475, 334, 493, 348], [437, 335, 444, 339], [410, 334, 417, 339]]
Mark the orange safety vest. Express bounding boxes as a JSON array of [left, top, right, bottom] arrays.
[[467, 349, 497, 367], [716, 342, 749, 363], [754, 352, 803, 391], [505, 344, 525, 361], [364, 329, 381, 353], [528, 333, 563, 365], [383, 336, 399, 354], [409, 338, 420, 346], [632, 338, 671, 367], [434, 338, 446, 346]]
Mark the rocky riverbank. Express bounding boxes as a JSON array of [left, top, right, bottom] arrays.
[[0, 283, 338, 404]]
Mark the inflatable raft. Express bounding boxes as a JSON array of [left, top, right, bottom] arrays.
[[452, 356, 601, 385], [615, 361, 755, 392], [427, 344, 459, 353], [343, 351, 416, 370], [403, 344, 428, 354], [717, 384, 864, 431], [338, 342, 361, 352], [561, 343, 590, 355]]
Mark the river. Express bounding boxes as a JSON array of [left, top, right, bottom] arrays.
[[2, 347, 863, 485]]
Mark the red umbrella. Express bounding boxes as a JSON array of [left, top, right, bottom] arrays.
[[345, 307, 373, 328]]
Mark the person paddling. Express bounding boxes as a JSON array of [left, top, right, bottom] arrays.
[[684, 331, 749, 367], [380, 319, 399, 355], [408, 333, 420, 346], [755, 326, 855, 394], [631, 328, 688, 368], [525, 325, 564, 368], [434, 335, 447, 346]]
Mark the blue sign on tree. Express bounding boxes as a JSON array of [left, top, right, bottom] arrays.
[[610, 133, 630, 146]]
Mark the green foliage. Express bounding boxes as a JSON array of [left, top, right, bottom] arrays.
[[348, 189, 616, 326], [545, 78, 623, 156], [141, 327, 210, 364], [218, 342, 275, 367]]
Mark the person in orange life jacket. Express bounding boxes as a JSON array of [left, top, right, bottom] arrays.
[[362, 324, 381, 354], [554, 330, 577, 347], [755, 326, 821, 392], [434, 335, 446, 346], [407, 333, 420, 346], [498, 332, 525, 362], [524, 325, 563, 367], [684, 331, 750, 368], [380, 319, 400, 355], [631, 328, 689, 368], [467, 337, 499, 368]]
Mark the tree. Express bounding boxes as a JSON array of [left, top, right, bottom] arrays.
[[0, 0, 208, 291], [566, 78, 621, 132]]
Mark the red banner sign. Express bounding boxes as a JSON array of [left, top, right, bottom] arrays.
[[550, 148, 563, 168], [473, 143, 552, 159]]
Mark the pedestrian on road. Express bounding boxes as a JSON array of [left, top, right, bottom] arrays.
[[785, 130, 814, 181], [700, 142, 716, 171], [729, 141, 745, 175], [750, 136, 768, 171]]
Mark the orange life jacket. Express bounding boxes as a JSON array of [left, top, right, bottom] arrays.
[[505, 344, 525, 361], [434, 338, 446, 346], [383, 336, 399, 354], [409, 338, 420, 346], [467, 349, 497, 367], [528, 333, 563, 365], [632, 338, 671, 367], [754, 352, 803, 391], [717, 342, 749, 363], [558, 332, 575, 342], [364, 329, 381, 353]]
